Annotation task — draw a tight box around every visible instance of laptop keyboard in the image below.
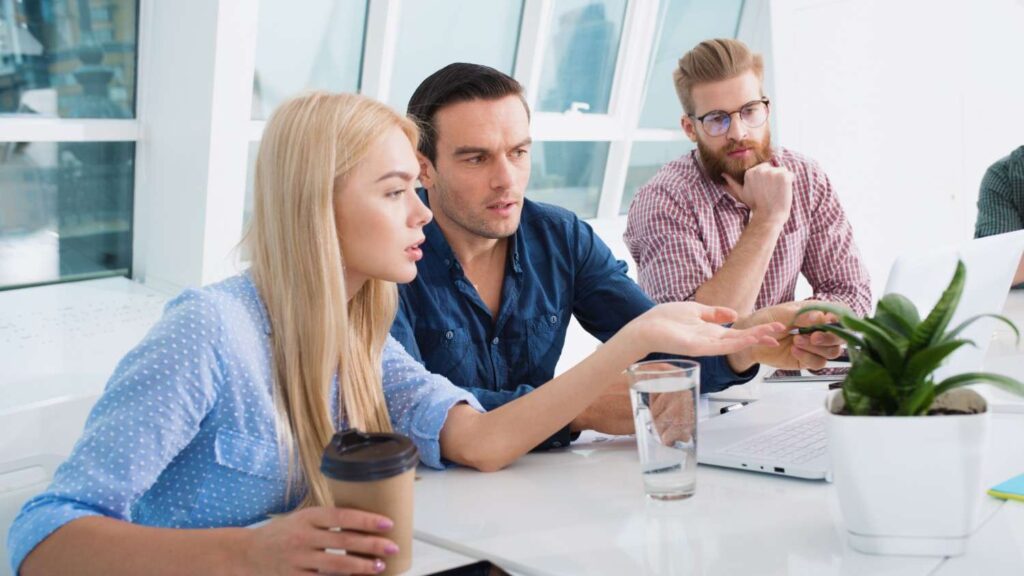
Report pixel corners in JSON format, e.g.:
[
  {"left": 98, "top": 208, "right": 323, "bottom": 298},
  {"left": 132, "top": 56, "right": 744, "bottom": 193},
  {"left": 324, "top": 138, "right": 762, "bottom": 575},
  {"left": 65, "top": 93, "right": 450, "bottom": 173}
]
[{"left": 720, "top": 412, "right": 827, "bottom": 464}]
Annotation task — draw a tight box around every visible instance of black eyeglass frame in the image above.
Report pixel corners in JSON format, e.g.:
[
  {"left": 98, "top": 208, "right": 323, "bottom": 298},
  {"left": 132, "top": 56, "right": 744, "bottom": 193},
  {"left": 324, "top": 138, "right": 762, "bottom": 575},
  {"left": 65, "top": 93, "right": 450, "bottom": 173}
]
[{"left": 689, "top": 97, "right": 771, "bottom": 135}]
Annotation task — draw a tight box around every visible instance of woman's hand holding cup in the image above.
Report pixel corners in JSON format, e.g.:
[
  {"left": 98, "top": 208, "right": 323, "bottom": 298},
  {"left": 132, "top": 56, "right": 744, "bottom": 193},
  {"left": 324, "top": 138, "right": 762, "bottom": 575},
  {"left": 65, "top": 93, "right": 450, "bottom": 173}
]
[{"left": 244, "top": 506, "right": 397, "bottom": 575}]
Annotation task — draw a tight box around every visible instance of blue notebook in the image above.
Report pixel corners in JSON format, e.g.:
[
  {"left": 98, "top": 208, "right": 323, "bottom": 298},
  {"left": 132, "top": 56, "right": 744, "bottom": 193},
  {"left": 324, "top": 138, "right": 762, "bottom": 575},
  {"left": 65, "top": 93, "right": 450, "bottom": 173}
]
[{"left": 988, "top": 473, "right": 1024, "bottom": 503}]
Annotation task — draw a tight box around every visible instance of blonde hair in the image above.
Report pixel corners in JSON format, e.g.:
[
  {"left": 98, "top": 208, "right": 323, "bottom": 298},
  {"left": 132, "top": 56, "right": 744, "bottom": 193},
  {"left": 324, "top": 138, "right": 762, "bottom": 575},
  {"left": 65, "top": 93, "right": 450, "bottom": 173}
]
[
  {"left": 673, "top": 38, "right": 764, "bottom": 115},
  {"left": 245, "top": 92, "right": 418, "bottom": 508}
]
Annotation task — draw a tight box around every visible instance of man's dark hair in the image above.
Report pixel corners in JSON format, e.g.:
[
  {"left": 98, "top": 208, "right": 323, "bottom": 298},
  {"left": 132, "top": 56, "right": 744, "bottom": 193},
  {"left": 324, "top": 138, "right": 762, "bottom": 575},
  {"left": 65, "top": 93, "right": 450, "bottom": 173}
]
[{"left": 406, "top": 63, "right": 530, "bottom": 165}]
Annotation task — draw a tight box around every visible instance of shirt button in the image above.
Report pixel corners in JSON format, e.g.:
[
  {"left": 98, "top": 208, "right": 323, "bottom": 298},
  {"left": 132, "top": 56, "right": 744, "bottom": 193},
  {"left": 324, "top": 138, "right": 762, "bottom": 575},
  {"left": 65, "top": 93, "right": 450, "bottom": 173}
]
[
  {"left": 549, "top": 315, "right": 558, "bottom": 324},
  {"left": 445, "top": 331, "right": 454, "bottom": 340},
  {"left": 492, "top": 337, "right": 499, "bottom": 345},
  {"left": 552, "top": 441, "right": 563, "bottom": 448},
  {"left": 444, "top": 259, "right": 451, "bottom": 266}
]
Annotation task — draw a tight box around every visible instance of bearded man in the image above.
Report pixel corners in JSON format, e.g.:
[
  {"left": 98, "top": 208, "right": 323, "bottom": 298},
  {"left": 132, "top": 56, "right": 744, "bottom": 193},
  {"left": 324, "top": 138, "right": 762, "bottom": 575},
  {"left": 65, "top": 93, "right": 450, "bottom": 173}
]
[{"left": 624, "top": 38, "right": 871, "bottom": 317}]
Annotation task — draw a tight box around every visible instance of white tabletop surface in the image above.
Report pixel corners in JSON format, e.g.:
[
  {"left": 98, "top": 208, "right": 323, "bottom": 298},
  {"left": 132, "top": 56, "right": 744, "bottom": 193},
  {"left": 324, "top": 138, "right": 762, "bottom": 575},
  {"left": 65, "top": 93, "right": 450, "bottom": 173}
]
[
  {"left": 412, "top": 413, "right": 1024, "bottom": 576},
  {"left": 411, "top": 292, "right": 1024, "bottom": 576},
  {"left": 0, "top": 277, "right": 168, "bottom": 415},
  {"left": 408, "top": 538, "right": 483, "bottom": 576}
]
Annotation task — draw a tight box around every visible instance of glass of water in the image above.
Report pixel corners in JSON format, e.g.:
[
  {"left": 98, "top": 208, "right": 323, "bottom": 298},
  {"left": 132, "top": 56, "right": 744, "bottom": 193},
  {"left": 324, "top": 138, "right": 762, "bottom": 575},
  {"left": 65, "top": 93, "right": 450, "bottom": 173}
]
[{"left": 627, "top": 359, "right": 700, "bottom": 500}]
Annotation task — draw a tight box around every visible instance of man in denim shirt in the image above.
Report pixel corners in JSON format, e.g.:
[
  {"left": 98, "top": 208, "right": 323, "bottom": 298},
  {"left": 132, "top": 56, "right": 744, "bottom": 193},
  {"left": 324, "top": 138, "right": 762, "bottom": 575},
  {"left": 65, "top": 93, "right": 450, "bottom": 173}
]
[{"left": 391, "top": 64, "right": 844, "bottom": 450}]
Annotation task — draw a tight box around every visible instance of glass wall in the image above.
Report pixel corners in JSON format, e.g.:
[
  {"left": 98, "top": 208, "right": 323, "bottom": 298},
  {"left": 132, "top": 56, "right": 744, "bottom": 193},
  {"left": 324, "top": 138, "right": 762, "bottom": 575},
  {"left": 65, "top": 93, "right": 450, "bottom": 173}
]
[
  {"left": 242, "top": 0, "right": 747, "bottom": 226},
  {"left": 638, "top": 0, "right": 745, "bottom": 128},
  {"left": 536, "top": 0, "right": 627, "bottom": 115},
  {"left": 0, "top": 0, "right": 138, "bottom": 291},
  {"left": 0, "top": 0, "right": 137, "bottom": 118},
  {"left": 389, "top": 0, "right": 522, "bottom": 111},
  {"left": 529, "top": 141, "right": 610, "bottom": 218},
  {"left": 251, "top": 0, "right": 367, "bottom": 120}
]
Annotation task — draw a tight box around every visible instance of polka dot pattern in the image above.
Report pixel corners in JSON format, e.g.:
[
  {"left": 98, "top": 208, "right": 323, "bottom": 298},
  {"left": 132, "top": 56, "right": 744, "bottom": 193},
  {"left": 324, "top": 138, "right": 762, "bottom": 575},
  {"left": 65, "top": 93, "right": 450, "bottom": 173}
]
[{"left": 7, "top": 273, "right": 483, "bottom": 574}]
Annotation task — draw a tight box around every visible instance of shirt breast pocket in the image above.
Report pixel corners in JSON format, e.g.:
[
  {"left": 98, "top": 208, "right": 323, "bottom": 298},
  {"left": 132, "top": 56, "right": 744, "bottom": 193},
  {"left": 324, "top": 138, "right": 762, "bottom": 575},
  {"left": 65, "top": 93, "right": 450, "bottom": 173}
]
[
  {"left": 414, "top": 326, "right": 471, "bottom": 384},
  {"left": 195, "top": 429, "right": 288, "bottom": 523},
  {"left": 527, "top": 312, "right": 563, "bottom": 383}
]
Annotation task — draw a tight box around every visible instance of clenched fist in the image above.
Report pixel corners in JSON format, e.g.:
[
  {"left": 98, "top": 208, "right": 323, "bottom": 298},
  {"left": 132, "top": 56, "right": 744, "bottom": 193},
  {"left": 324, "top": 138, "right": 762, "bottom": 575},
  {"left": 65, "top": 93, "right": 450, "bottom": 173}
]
[{"left": 723, "top": 160, "right": 794, "bottom": 225}]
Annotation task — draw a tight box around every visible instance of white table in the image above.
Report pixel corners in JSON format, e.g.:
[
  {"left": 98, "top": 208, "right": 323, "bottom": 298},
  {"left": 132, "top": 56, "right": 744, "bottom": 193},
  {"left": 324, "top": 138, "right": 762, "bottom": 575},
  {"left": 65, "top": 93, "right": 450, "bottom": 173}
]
[
  {"left": 411, "top": 293, "right": 1024, "bottom": 575},
  {"left": 407, "top": 538, "right": 482, "bottom": 575}
]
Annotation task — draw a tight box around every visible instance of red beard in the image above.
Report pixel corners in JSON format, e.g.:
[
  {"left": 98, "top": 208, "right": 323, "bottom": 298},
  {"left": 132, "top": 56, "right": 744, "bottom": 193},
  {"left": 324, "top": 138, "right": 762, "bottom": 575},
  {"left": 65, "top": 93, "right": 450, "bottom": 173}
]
[{"left": 698, "top": 132, "right": 773, "bottom": 185}]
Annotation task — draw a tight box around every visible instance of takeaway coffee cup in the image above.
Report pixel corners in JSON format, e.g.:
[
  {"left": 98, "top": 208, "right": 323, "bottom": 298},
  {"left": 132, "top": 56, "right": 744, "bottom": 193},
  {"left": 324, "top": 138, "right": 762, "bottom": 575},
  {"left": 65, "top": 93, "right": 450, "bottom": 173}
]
[{"left": 321, "top": 429, "right": 419, "bottom": 575}]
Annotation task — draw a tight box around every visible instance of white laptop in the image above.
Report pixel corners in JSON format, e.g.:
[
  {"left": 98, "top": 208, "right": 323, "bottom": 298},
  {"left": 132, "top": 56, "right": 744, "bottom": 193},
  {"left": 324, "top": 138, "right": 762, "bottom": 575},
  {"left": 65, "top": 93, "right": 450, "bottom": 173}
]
[{"left": 696, "top": 230, "right": 1024, "bottom": 480}]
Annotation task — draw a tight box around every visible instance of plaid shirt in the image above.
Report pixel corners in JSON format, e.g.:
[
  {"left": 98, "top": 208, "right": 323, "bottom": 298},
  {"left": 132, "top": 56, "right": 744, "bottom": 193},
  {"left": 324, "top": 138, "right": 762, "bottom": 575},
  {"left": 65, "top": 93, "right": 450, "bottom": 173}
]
[{"left": 624, "top": 147, "right": 871, "bottom": 316}]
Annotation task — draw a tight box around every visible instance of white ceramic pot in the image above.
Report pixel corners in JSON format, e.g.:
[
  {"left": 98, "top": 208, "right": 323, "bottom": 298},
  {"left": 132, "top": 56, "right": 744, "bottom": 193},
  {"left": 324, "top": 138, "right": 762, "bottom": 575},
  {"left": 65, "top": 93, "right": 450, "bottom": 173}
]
[{"left": 826, "top": 388, "right": 989, "bottom": 556}]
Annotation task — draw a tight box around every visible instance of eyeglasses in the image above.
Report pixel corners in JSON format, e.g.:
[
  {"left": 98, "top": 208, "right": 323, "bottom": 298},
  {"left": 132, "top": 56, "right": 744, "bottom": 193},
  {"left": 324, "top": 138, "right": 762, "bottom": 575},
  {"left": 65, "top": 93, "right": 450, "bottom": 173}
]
[{"left": 690, "top": 98, "right": 770, "bottom": 137}]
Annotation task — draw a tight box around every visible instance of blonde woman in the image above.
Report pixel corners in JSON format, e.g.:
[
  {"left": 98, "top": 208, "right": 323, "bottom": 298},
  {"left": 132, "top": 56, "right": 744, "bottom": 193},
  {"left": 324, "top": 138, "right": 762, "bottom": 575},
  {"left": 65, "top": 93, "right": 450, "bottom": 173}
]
[{"left": 9, "top": 93, "right": 784, "bottom": 576}]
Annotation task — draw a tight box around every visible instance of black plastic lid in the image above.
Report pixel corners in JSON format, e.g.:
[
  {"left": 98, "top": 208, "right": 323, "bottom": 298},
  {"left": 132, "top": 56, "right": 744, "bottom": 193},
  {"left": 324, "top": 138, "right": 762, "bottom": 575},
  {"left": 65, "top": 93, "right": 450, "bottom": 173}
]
[{"left": 320, "top": 429, "right": 419, "bottom": 482}]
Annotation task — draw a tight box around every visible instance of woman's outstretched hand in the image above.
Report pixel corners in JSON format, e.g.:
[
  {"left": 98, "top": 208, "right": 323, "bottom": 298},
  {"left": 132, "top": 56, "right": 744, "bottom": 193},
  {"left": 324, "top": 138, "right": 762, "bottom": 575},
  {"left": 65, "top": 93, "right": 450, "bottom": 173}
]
[{"left": 627, "top": 302, "right": 785, "bottom": 358}]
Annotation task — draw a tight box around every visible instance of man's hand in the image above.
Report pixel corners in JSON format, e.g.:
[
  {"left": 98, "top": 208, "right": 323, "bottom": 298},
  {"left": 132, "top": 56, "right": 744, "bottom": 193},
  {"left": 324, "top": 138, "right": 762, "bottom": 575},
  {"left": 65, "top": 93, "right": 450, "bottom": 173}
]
[
  {"left": 570, "top": 377, "right": 635, "bottom": 435},
  {"left": 727, "top": 301, "right": 846, "bottom": 372},
  {"left": 650, "top": 389, "right": 696, "bottom": 445},
  {"left": 723, "top": 161, "right": 794, "bottom": 226}
]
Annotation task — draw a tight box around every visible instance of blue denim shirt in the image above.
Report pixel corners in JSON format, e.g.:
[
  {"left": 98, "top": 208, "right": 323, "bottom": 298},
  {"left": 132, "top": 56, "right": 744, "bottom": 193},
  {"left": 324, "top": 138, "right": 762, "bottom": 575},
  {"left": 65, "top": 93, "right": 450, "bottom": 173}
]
[
  {"left": 391, "top": 190, "right": 756, "bottom": 449},
  {"left": 8, "top": 273, "right": 482, "bottom": 575}
]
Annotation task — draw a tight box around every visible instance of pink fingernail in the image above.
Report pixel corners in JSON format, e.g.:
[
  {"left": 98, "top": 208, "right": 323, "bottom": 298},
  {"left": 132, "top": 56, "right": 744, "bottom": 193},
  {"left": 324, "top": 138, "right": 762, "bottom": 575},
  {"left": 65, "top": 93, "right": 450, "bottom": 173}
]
[
  {"left": 378, "top": 519, "right": 394, "bottom": 530},
  {"left": 375, "top": 559, "right": 387, "bottom": 573},
  {"left": 384, "top": 543, "right": 399, "bottom": 555}
]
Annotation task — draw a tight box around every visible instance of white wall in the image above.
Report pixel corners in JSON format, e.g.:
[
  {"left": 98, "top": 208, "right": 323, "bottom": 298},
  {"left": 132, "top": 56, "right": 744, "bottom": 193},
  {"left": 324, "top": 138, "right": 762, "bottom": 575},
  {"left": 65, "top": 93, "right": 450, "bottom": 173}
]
[{"left": 769, "top": 0, "right": 1024, "bottom": 297}]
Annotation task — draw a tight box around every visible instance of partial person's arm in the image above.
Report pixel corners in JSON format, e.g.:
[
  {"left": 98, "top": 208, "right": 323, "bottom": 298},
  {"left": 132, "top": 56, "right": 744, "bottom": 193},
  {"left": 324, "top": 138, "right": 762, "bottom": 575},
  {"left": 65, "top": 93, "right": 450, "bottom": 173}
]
[
  {"left": 691, "top": 216, "right": 784, "bottom": 316},
  {"left": 439, "top": 303, "right": 785, "bottom": 472},
  {"left": 800, "top": 169, "right": 872, "bottom": 316},
  {"left": 16, "top": 292, "right": 396, "bottom": 576},
  {"left": 571, "top": 216, "right": 758, "bottom": 434},
  {"left": 574, "top": 216, "right": 755, "bottom": 395},
  {"left": 975, "top": 160, "right": 1024, "bottom": 238},
  {"left": 391, "top": 293, "right": 574, "bottom": 448},
  {"left": 438, "top": 301, "right": 844, "bottom": 471},
  {"left": 624, "top": 173, "right": 788, "bottom": 317},
  {"left": 624, "top": 182, "right": 714, "bottom": 305},
  {"left": 11, "top": 290, "right": 221, "bottom": 575},
  {"left": 974, "top": 159, "right": 1024, "bottom": 286},
  {"left": 694, "top": 163, "right": 794, "bottom": 315}
]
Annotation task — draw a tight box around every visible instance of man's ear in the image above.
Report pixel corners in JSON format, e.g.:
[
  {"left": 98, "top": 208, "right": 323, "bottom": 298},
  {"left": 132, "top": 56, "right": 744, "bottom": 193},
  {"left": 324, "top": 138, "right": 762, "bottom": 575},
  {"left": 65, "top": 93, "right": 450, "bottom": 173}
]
[
  {"left": 416, "top": 151, "right": 434, "bottom": 189},
  {"left": 681, "top": 115, "right": 699, "bottom": 143}
]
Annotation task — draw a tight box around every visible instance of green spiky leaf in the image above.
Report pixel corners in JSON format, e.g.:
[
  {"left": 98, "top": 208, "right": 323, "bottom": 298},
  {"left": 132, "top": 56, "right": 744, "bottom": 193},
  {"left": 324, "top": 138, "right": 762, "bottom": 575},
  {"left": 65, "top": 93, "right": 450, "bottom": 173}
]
[
  {"left": 909, "top": 261, "right": 966, "bottom": 353},
  {"left": 875, "top": 294, "right": 921, "bottom": 335},
  {"left": 844, "top": 355, "right": 898, "bottom": 413},
  {"left": 934, "top": 372, "right": 1024, "bottom": 398},
  {"left": 899, "top": 380, "right": 937, "bottom": 416},
  {"left": 900, "top": 339, "right": 974, "bottom": 390},
  {"left": 942, "top": 313, "right": 1020, "bottom": 346},
  {"left": 840, "top": 315, "right": 906, "bottom": 376}
]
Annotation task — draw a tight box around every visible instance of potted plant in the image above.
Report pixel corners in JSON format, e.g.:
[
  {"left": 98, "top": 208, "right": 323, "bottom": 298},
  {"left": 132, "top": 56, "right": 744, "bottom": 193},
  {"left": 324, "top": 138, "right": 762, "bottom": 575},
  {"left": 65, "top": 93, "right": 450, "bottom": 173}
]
[{"left": 798, "top": 260, "right": 1024, "bottom": 556}]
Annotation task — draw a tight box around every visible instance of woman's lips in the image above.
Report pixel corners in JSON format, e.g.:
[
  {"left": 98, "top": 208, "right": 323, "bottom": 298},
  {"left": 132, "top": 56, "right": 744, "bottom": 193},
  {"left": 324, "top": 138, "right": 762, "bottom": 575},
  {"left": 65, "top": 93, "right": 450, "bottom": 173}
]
[{"left": 405, "top": 240, "right": 424, "bottom": 261}]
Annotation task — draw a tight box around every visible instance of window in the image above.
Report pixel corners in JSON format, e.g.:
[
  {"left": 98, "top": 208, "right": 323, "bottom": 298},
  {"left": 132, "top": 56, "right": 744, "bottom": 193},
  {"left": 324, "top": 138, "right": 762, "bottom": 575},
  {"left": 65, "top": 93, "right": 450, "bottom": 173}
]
[
  {"left": 536, "top": 0, "right": 628, "bottom": 115},
  {"left": 388, "top": 0, "right": 523, "bottom": 111},
  {"left": 638, "top": 0, "right": 745, "bottom": 129},
  {"left": 251, "top": 0, "right": 368, "bottom": 120},
  {"left": 528, "top": 141, "right": 609, "bottom": 218},
  {"left": 0, "top": 0, "right": 137, "bottom": 118},
  {"left": 0, "top": 0, "right": 138, "bottom": 291},
  {"left": 620, "top": 140, "right": 694, "bottom": 214},
  {"left": 241, "top": 0, "right": 748, "bottom": 230}
]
